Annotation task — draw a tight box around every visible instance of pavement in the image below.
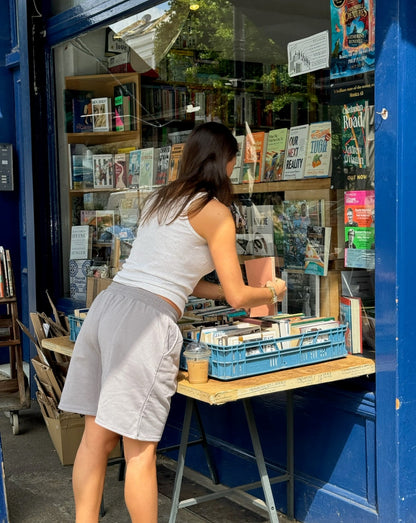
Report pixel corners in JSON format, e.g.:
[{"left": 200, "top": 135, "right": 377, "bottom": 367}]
[{"left": 0, "top": 399, "right": 295, "bottom": 523}]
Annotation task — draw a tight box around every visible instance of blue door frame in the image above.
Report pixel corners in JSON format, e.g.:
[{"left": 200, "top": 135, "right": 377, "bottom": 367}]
[{"left": 36, "top": 0, "right": 416, "bottom": 520}]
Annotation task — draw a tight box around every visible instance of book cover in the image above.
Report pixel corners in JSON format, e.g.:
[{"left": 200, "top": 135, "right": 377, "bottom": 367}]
[
  {"left": 72, "top": 96, "right": 93, "bottom": 133},
  {"left": 304, "top": 122, "right": 332, "bottom": 178},
  {"left": 155, "top": 146, "right": 171, "bottom": 185},
  {"left": 70, "top": 225, "right": 92, "bottom": 259},
  {"left": 168, "top": 143, "right": 185, "bottom": 182},
  {"left": 242, "top": 131, "right": 267, "bottom": 183},
  {"left": 95, "top": 210, "right": 115, "bottom": 243},
  {"left": 114, "top": 153, "right": 128, "bottom": 189},
  {"left": 344, "top": 190, "right": 375, "bottom": 269},
  {"left": 282, "top": 124, "right": 309, "bottom": 180},
  {"left": 304, "top": 226, "right": 332, "bottom": 277},
  {"left": 71, "top": 154, "right": 94, "bottom": 190},
  {"left": 339, "top": 296, "right": 363, "bottom": 354},
  {"left": 113, "top": 86, "right": 125, "bottom": 131},
  {"left": 230, "top": 135, "right": 245, "bottom": 184},
  {"left": 69, "top": 259, "right": 92, "bottom": 302},
  {"left": 281, "top": 270, "right": 320, "bottom": 317},
  {"left": 128, "top": 149, "right": 141, "bottom": 188},
  {"left": 120, "top": 82, "right": 137, "bottom": 130},
  {"left": 244, "top": 256, "right": 277, "bottom": 317},
  {"left": 250, "top": 204, "right": 275, "bottom": 256},
  {"left": 93, "top": 154, "right": 114, "bottom": 188},
  {"left": 139, "top": 147, "right": 157, "bottom": 188},
  {"left": 282, "top": 199, "right": 324, "bottom": 270},
  {"left": 263, "top": 128, "right": 288, "bottom": 181},
  {"left": 92, "top": 97, "right": 112, "bottom": 132}
]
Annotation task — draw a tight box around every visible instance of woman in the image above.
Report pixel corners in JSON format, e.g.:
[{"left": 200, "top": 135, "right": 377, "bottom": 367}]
[{"left": 59, "top": 122, "right": 286, "bottom": 523}]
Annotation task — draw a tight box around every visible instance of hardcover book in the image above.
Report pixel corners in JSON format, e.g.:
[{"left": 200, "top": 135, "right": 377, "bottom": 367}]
[
  {"left": 114, "top": 153, "right": 128, "bottom": 189},
  {"left": 93, "top": 154, "right": 114, "bottom": 188},
  {"left": 281, "top": 270, "right": 320, "bottom": 317},
  {"left": 71, "top": 154, "right": 94, "bottom": 190},
  {"left": 168, "top": 143, "right": 185, "bottom": 182},
  {"left": 244, "top": 256, "right": 277, "bottom": 317},
  {"left": 304, "top": 226, "right": 332, "bottom": 277},
  {"left": 72, "top": 95, "right": 93, "bottom": 133},
  {"left": 339, "top": 295, "right": 363, "bottom": 354},
  {"left": 92, "top": 97, "right": 112, "bottom": 132},
  {"left": 263, "top": 128, "right": 288, "bottom": 181},
  {"left": 230, "top": 135, "right": 245, "bottom": 184},
  {"left": 304, "top": 122, "right": 332, "bottom": 178},
  {"left": 155, "top": 146, "right": 171, "bottom": 185},
  {"left": 139, "top": 148, "right": 157, "bottom": 188},
  {"left": 242, "top": 131, "right": 267, "bottom": 183},
  {"left": 282, "top": 124, "right": 309, "bottom": 180},
  {"left": 128, "top": 149, "right": 141, "bottom": 188}
]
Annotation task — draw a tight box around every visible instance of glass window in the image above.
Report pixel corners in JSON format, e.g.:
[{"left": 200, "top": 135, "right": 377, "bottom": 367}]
[{"left": 53, "top": 0, "right": 375, "bottom": 353}]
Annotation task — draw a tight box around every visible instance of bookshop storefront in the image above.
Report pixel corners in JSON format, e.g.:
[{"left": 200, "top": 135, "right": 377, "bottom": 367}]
[{"left": 15, "top": 0, "right": 416, "bottom": 521}]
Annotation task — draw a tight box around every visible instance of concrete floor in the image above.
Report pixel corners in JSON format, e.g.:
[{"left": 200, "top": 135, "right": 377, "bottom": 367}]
[{"left": 0, "top": 400, "right": 295, "bottom": 523}]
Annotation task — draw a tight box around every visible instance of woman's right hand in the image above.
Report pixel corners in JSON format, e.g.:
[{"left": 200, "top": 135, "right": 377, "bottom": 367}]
[{"left": 266, "top": 277, "right": 287, "bottom": 302}]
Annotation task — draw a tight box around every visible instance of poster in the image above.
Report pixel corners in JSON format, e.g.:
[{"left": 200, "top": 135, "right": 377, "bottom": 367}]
[
  {"left": 288, "top": 31, "right": 329, "bottom": 77},
  {"left": 330, "top": 0, "right": 375, "bottom": 80},
  {"left": 344, "top": 190, "right": 375, "bottom": 269}
]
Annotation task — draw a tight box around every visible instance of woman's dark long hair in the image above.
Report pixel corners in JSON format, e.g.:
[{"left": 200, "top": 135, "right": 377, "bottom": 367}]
[{"left": 141, "top": 122, "right": 238, "bottom": 224}]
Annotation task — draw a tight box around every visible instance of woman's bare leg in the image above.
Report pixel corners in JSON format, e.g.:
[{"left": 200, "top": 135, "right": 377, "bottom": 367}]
[
  {"left": 123, "top": 437, "right": 158, "bottom": 523},
  {"left": 72, "top": 415, "right": 120, "bottom": 522}
]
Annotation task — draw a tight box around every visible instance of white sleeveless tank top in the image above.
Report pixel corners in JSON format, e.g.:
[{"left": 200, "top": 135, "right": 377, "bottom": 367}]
[{"left": 114, "top": 193, "right": 215, "bottom": 313}]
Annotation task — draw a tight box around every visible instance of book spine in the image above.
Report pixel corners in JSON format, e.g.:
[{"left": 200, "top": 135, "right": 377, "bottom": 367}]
[
  {"left": 0, "top": 249, "right": 5, "bottom": 298},
  {"left": 5, "top": 250, "right": 13, "bottom": 296}
]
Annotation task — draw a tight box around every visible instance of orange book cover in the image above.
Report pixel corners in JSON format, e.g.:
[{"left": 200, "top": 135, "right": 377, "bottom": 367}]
[
  {"left": 244, "top": 256, "right": 277, "bottom": 317},
  {"left": 168, "top": 143, "right": 185, "bottom": 182},
  {"left": 242, "top": 131, "right": 266, "bottom": 183}
]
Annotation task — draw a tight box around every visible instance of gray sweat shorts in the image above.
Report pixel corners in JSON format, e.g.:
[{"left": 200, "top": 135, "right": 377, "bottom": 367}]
[{"left": 58, "top": 282, "right": 182, "bottom": 442}]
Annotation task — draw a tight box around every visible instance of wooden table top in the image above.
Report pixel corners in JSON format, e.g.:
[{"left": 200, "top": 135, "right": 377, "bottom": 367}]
[{"left": 41, "top": 337, "right": 375, "bottom": 406}]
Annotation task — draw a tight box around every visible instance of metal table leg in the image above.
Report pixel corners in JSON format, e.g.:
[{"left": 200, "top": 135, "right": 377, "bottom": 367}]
[
  {"left": 243, "top": 398, "right": 280, "bottom": 523},
  {"left": 168, "top": 397, "right": 194, "bottom": 523}
]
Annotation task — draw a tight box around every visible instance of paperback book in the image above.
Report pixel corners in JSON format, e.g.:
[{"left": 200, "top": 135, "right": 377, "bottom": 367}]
[
  {"left": 242, "top": 131, "right": 267, "bottom": 183},
  {"left": 92, "top": 97, "right": 112, "bottom": 132},
  {"left": 155, "top": 146, "right": 171, "bottom": 185},
  {"left": 304, "top": 122, "right": 332, "bottom": 178},
  {"left": 70, "top": 225, "right": 92, "bottom": 260},
  {"left": 304, "top": 226, "right": 332, "bottom": 276},
  {"left": 282, "top": 124, "right": 309, "bottom": 180},
  {"left": 139, "top": 148, "right": 157, "bottom": 188},
  {"left": 263, "top": 128, "right": 288, "bottom": 181},
  {"left": 128, "top": 149, "right": 141, "bottom": 188},
  {"left": 230, "top": 135, "right": 245, "bottom": 184},
  {"left": 281, "top": 270, "right": 320, "bottom": 317},
  {"left": 114, "top": 153, "right": 128, "bottom": 189},
  {"left": 168, "top": 143, "right": 185, "bottom": 182},
  {"left": 339, "top": 295, "right": 363, "bottom": 354},
  {"left": 244, "top": 256, "right": 277, "bottom": 317},
  {"left": 93, "top": 154, "right": 114, "bottom": 188},
  {"left": 70, "top": 154, "right": 94, "bottom": 190}
]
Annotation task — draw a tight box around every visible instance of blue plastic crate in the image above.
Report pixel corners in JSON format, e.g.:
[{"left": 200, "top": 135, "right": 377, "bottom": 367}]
[
  {"left": 181, "top": 325, "right": 348, "bottom": 380},
  {"left": 68, "top": 314, "right": 86, "bottom": 342}
]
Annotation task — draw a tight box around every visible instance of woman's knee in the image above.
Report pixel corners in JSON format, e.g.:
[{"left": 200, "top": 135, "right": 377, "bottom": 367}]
[{"left": 82, "top": 416, "right": 120, "bottom": 455}]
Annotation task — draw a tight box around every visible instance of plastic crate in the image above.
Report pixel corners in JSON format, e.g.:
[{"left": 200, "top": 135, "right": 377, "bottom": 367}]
[
  {"left": 68, "top": 315, "right": 85, "bottom": 342},
  {"left": 181, "top": 325, "right": 348, "bottom": 381}
]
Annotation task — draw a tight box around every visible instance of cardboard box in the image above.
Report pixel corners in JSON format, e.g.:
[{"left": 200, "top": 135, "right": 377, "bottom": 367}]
[
  {"left": 86, "top": 277, "right": 113, "bottom": 307},
  {"left": 37, "top": 392, "right": 84, "bottom": 465},
  {"left": 37, "top": 392, "right": 122, "bottom": 466}
]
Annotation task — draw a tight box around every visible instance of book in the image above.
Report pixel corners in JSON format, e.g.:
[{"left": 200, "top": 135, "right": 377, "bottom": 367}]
[
  {"left": 155, "top": 146, "right": 171, "bottom": 185},
  {"left": 168, "top": 143, "right": 185, "bottom": 182},
  {"left": 93, "top": 154, "right": 114, "bottom": 188},
  {"left": 250, "top": 204, "right": 275, "bottom": 256},
  {"left": 282, "top": 124, "right": 309, "bottom": 180},
  {"left": 263, "top": 128, "right": 288, "bottom": 181},
  {"left": 64, "top": 89, "right": 94, "bottom": 133},
  {"left": 242, "top": 131, "right": 267, "bottom": 183},
  {"left": 304, "top": 226, "right": 332, "bottom": 277},
  {"left": 92, "top": 97, "right": 112, "bottom": 132},
  {"left": 0, "top": 248, "right": 5, "bottom": 297},
  {"left": 95, "top": 210, "right": 115, "bottom": 243},
  {"left": 4, "top": 249, "right": 13, "bottom": 296},
  {"left": 71, "top": 154, "right": 94, "bottom": 190},
  {"left": 244, "top": 256, "right": 277, "bottom": 317},
  {"left": 70, "top": 225, "right": 92, "bottom": 259},
  {"left": 72, "top": 95, "right": 93, "bottom": 133},
  {"left": 139, "top": 147, "right": 157, "bottom": 188},
  {"left": 339, "top": 296, "right": 363, "bottom": 354},
  {"left": 344, "top": 190, "right": 375, "bottom": 269},
  {"left": 282, "top": 199, "right": 325, "bottom": 270},
  {"left": 304, "top": 122, "right": 332, "bottom": 178},
  {"left": 128, "top": 149, "right": 141, "bottom": 188},
  {"left": 114, "top": 153, "right": 128, "bottom": 189},
  {"left": 281, "top": 270, "right": 320, "bottom": 317},
  {"left": 230, "top": 135, "right": 245, "bottom": 184},
  {"left": 120, "top": 82, "right": 137, "bottom": 131},
  {"left": 114, "top": 84, "right": 132, "bottom": 132}
]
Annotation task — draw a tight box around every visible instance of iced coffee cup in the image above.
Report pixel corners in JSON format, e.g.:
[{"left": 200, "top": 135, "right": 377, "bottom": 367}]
[{"left": 183, "top": 342, "right": 211, "bottom": 384}]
